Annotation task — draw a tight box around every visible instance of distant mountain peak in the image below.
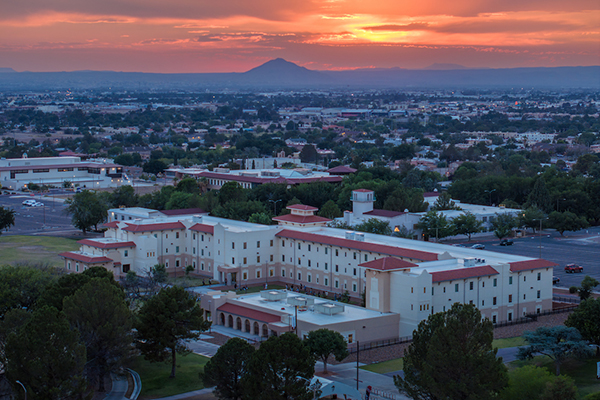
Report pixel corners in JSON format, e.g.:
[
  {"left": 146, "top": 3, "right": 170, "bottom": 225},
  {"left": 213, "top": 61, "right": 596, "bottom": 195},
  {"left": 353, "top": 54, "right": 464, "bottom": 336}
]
[
  {"left": 423, "top": 63, "right": 467, "bottom": 70},
  {"left": 0, "top": 67, "right": 16, "bottom": 73},
  {"left": 245, "top": 58, "right": 312, "bottom": 74}
]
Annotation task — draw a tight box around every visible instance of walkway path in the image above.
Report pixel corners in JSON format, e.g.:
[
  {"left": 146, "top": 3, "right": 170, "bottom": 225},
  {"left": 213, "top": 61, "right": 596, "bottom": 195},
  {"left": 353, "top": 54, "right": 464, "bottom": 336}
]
[{"left": 104, "top": 373, "right": 128, "bottom": 400}]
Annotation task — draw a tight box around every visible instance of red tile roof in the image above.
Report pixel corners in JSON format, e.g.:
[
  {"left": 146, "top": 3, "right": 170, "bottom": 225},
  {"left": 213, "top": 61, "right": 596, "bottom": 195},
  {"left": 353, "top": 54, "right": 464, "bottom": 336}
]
[
  {"left": 58, "top": 252, "right": 113, "bottom": 264},
  {"left": 287, "top": 204, "right": 318, "bottom": 211},
  {"left": 122, "top": 221, "right": 186, "bottom": 232},
  {"left": 509, "top": 259, "right": 558, "bottom": 272},
  {"left": 160, "top": 208, "right": 206, "bottom": 216},
  {"left": 275, "top": 229, "right": 438, "bottom": 261},
  {"left": 430, "top": 265, "right": 499, "bottom": 283},
  {"left": 272, "top": 214, "right": 331, "bottom": 225},
  {"left": 359, "top": 257, "right": 417, "bottom": 271},
  {"left": 77, "top": 239, "right": 136, "bottom": 249},
  {"left": 103, "top": 221, "right": 120, "bottom": 228},
  {"left": 189, "top": 223, "right": 214, "bottom": 234},
  {"left": 364, "top": 209, "right": 406, "bottom": 218},
  {"left": 217, "top": 303, "right": 281, "bottom": 323}
]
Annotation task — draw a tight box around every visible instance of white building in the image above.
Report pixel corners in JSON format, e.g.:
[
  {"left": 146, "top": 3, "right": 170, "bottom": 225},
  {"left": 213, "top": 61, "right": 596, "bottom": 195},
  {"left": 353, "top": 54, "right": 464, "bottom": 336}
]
[
  {"left": 0, "top": 155, "right": 131, "bottom": 190},
  {"left": 61, "top": 206, "right": 556, "bottom": 338}
]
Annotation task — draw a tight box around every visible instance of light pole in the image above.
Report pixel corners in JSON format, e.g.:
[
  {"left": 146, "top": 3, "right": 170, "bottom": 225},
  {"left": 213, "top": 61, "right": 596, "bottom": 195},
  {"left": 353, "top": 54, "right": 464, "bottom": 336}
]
[
  {"left": 484, "top": 189, "right": 496, "bottom": 206},
  {"left": 268, "top": 199, "right": 282, "bottom": 216},
  {"left": 15, "top": 380, "right": 26, "bottom": 400},
  {"left": 532, "top": 218, "right": 545, "bottom": 259}
]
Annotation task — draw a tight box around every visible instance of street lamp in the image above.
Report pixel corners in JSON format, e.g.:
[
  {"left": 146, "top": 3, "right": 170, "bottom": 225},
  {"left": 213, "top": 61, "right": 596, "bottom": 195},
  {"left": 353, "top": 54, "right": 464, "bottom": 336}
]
[
  {"left": 15, "top": 380, "right": 26, "bottom": 400},
  {"left": 484, "top": 189, "right": 497, "bottom": 206},
  {"left": 532, "top": 218, "right": 546, "bottom": 259},
  {"left": 268, "top": 199, "right": 283, "bottom": 216}
]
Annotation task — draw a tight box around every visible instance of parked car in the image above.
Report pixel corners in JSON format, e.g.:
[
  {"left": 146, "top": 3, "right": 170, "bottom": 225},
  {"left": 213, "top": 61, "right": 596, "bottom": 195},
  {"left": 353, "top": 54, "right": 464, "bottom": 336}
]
[
  {"left": 499, "top": 239, "right": 514, "bottom": 246},
  {"left": 471, "top": 244, "right": 485, "bottom": 250},
  {"left": 22, "top": 199, "right": 37, "bottom": 206},
  {"left": 31, "top": 201, "right": 44, "bottom": 207},
  {"left": 553, "top": 276, "right": 560, "bottom": 284},
  {"left": 452, "top": 244, "right": 466, "bottom": 247},
  {"left": 564, "top": 264, "right": 583, "bottom": 273}
]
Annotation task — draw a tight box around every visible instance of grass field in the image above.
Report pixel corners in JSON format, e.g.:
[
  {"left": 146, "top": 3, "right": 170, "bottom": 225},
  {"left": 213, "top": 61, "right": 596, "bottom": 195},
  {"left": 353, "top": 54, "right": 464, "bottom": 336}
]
[
  {"left": 492, "top": 336, "right": 527, "bottom": 349},
  {"left": 0, "top": 235, "right": 79, "bottom": 267},
  {"left": 361, "top": 358, "right": 404, "bottom": 374},
  {"left": 509, "top": 355, "right": 600, "bottom": 398},
  {"left": 133, "top": 353, "right": 210, "bottom": 399}
]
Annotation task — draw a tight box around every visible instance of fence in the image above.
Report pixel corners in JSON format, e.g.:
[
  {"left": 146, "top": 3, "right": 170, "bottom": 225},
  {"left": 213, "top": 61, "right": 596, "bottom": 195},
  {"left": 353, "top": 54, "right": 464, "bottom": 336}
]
[
  {"left": 553, "top": 295, "right": 581, "bottom": 304},
  {"left": 492, "top": 303, "right": 578, "bottom": 328},
  {"left": 367, "top": 387, "right": 398, "bottom": 399},
  {"left": 348, "top": 336, "right": 413, "bottom": 354}
]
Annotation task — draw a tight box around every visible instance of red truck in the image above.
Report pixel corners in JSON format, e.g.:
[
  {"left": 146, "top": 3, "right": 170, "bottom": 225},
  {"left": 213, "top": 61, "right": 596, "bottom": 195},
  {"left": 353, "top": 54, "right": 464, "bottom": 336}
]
[{"left": 564, "top": 264, "right": 583, "bottom": 273}]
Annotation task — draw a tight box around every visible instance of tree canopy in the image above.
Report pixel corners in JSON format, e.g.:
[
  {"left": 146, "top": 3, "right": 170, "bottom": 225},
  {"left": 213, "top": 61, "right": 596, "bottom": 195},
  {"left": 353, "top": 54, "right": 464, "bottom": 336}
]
[
  {"left": 135, "top": 286, "right": 210, "bottom": 378},
  {"left": 64, "top": 190, "right": 108, "bottom": 233},
  {"left": 394, "top": 303, "right": 508, "bottom": 400},
  {"left": 305, "top": 329, "right": 349, "bottom": 373},
  {"left": 565, "top": 297, "right": 600, "bottom": 355},
  {"left": 451, "top": 212, "right": 484, "bottom": 241}
]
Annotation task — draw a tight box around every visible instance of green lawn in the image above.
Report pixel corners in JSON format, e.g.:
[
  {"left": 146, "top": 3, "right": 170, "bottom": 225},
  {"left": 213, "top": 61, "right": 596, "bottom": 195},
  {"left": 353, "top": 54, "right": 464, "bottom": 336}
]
[
  {"left": 492, "top": 336, "right": 527, "bottom": 349},
  {"left": 0, "top": 235, "right": 79, "bottom": 267},
  {"left": 509, "top": 355, "right": 600, "bottom": 398},
  {"left": 132, "top": 353, "right": 210, "bottom": 399},
  {"left": 361, "top": 357, "right": 404, "bottom": 374}
]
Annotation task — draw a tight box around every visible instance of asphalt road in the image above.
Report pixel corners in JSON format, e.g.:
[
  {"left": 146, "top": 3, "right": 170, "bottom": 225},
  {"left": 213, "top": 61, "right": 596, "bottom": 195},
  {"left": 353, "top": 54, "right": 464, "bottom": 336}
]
[
  {"left": 452, "top": 227, "right": 600, "bottom": 289},
  {"left": 0, "top": 192, "right": 75, "bottom": 235}
]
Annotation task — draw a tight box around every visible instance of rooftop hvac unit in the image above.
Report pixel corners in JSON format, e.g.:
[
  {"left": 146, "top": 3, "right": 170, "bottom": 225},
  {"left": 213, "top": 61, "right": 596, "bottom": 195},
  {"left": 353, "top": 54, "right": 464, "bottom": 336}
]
[
  {"left": 287, "top": 296, "right": 315, "bottom": 307},
  {"left": 354, "top": 232, "right": 365, "bottom": 241},
  {"left": 314, "top": 302, "right": 345, "bottom": 315},
  {"left": 260, "top": 290, "right": 287, "bottom": 301}
]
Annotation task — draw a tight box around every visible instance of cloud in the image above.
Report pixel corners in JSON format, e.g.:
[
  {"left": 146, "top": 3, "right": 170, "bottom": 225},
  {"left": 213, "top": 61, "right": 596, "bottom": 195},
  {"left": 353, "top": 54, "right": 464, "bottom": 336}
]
[{"left": 360, "top": 23, "right": 430, "bottom": 31}]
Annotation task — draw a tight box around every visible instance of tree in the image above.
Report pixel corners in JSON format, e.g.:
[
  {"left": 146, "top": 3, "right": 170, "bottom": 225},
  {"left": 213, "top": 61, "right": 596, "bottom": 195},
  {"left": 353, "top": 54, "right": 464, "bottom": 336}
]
[
  {"left": 451, "top": 212, "right": 484, "bottom": 241},
  {"left": 64, "top": 190, "right": 108, "bottom": 233},
  {"left": 218, "top": 182, "right": 247, "bottom": 205},
  {"left": 243, "top": 333, "right": 315, "bottom": 400},
  {"left": 305, "top": 329, "right": 349, "bottom": 373},
  {"left": 299, "top": 144, "right": 318, "bottom": 163},
  {"left": 527, "top": 177, "right": 552, "bottom": 213},
  {"left": 143, "top": 159, "right": 167, "bottom": 175},
  {"left": 318, "top": 200, "right": 342, "bottom": 219},
  {"left": 416, "top": 211, "right": 454, "bottom": 241},
  {"left": 354, "top": 218, "right": 392, "bottom": 235},
  {"left": 548, "top": 211, "right": 588, "bottom": 236},
  {"left": 431, "top": 192, "right": 460, "bottom": 211},
  {"left": 499, "top": 365, "right": 554, "bottom": 400},
  {"left": 394, "top": 303, "right": 508, "bottom": 400},
  {"left": 0, "top": 206, "right": 15, "bottom": 234},
  {"left": 111, "top": 185, "right": 138, "bottom": 208},
  {"left": 202, "top": 338, "right": 255, "bottom": 400},
  {"left": 517, "top": 326, "right": 592, "bottom": 375},
  {"left": 491, "top": 213, "right": 517, "bottom": 240},
  {"left": 565, "top": 297, "right": 600, "bottom": 355},
  {"left": 63, "top": 279, "right": 134, "bottom": 392},
  {"left": 4, "top": 306, "right": 87, "bottom": 400},
  {"left": 0, "top": 265, "right": 55, "bottom": 318},
  {"left": 135, "top": 286, "right": 210, "bottom": 378},
  {"left": 540, "top": 375, "right": 578, "bottom": 400},
  {"left": 568, "top": 275, "right": 600, "bottom": 301},
  {"left": 248, "top": 212, "right": 272, "bottom": 225}
]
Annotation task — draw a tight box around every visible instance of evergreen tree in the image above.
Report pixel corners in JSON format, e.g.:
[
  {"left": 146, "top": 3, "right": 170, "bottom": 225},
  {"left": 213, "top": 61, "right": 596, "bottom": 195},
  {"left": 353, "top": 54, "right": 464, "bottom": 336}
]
[
  {"left": 305, "top": 329, "right": 349, "bottom": 373},
  {"left": 395, "top": 303, "right": 508, "bottom": 400},
  {"left": 203, "top": 338, "right": 255, "bottom": 400},
  {"left": 527, "top": 177, "right": 552, "bottom": 213},
  {"left": 565, "top": 297, "right": 600, "bottom": 355}
]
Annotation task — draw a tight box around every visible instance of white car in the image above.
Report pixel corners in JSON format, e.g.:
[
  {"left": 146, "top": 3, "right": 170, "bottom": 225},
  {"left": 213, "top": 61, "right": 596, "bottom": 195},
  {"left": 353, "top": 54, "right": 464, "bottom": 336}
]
[
  {"left": 32, "top": 201, "right": 44, "bottom": 207},
  {"left": 22, "top": 199, "right": 37, "bottom": 206}
]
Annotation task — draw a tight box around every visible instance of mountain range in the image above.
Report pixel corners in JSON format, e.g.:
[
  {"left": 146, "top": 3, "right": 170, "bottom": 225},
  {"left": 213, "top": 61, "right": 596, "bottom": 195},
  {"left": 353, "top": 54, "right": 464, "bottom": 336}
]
[{"left": 0, "top": 58, "right": 598, "bottom": 90}]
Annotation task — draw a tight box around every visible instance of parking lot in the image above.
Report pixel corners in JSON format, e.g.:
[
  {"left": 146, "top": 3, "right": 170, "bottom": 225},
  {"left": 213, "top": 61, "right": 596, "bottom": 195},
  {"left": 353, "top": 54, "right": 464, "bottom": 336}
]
[
  {"left": 0, "top": 192, "right": 75, "bottom": 236},
  {"left": 452, "top": 227, "right": 600, "bottom": 289}
]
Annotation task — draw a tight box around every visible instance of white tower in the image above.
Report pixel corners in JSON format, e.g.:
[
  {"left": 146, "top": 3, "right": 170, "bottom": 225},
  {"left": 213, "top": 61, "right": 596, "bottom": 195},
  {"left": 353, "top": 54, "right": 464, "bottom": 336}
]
[{"left": 352, "top": 189, "right": 375, "bottom": 218}]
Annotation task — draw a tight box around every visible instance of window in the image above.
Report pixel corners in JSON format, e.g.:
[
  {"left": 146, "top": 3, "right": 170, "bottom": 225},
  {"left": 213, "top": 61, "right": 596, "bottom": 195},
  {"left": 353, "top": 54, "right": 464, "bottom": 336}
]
[
  {"left": 243, "top": 242, "right": 247, "bottom": 249},
  {"left": 175, "top": 260, "right": 180, "bottom": 267},
  {"left": 67, "top": 262, "right": 71, "bottom": 270},
  {"left": 353, "top": 268, "right": 357, "bottom": 276},
  {"left": 282, "top": 269, "right": 286, "bottom": 277},
  {"left": 469, "top": 281, "right": 474, "bottom": 290},
  {"left": 256, "top": 241, "right": 260, "bottom": 248},
  {"left": 325, "top": 248, "right": 328, "bottom": 255},
  {"left": 270, "top": 254, "right": 274, "bottom": 262},
  {"left": 166, "top": 234, "right": 169, "bottom": 239},
  {"left": 176, "top": 232, "right": 179, "bottom": 239},
  {"left": 165, "top": 248, "right": 169, "bottom": 253},
  {"left": 270, "top": 269, "right": 274, "bottom": 277},
  {"left": 335, "top": 280, "right": 339, "bottom": 288},
  {"left": 232, "top": 243, "right": 235, "bottom": 249},
  {"left": 270, "top": 240, "right": 273, "bottom": 247},
  {"left": 201, "top": 249, "right": 204, "bottom": 256},
  {"left": 482, "top": 300, "right": 485, "bottom": 306},
  {"left": 364, "top": 254, "right": 368, "bottom": 261},
  {"left": 353, "top": 252, "right": 357, "bottom": 260},
  {"left": 193, "top": 233, "right": 196, "bottom": 240},
  {"left": 325, "top": 263, "right": 328, "bottom": 270},
  {"left": 298, "top": 243, "right": 301, "bottom": 250},
  {"left": 492, "top": 315, "right": 497, "bottom": 324},
  {"left": 298, "top": 258, "right": 301, "bottom": 265},
  {"left": 335, "top": 249, "right": 339, "bottom": 256},
  {"left": 257, "top": 256, "right": 261, "bottom": 263},
  {"left": 232, "top": 257, "right": 235, "bottom": 264},
  {"left": 455, "top": 283, "right": 459, "bottom": 292},
  {"left": 482, "top": 281, "right": 485, "bottom": 288},
  {"left": 509, "top": 276, "right": 513, "bottom": 285},
  {"left": 308, "top": 260, "right": 311, "bottom": 267},
  {"left": 282, "top": 255, "right": 285, "bottom": 262},
  {"left": 523, "top": 294, "right": 526, "bottom": 300},
  {"left": 243, "top": 272, "right": 248, "bottom": 280},
  {"left": 424, "top": 287, "right": 426, "bottom": 294},
  {"left": 123, "top": 264, "right": 130, "bottom": 273},
  {"left": 537, "top": 290, "right": 541, "bottom": 299},
  {"left": 256, "top": 270, "right": 261, "bottom": 279},
  {"left": 201, "top": 235, "right": 204, "bottom": 241},
  {"left": 176, "top": 246, "right": 179, "bottom": 253},
  {"left": 524, "top": 275, "right": 527, "bottom": 282},
  {"left": 193, "top": 247, "right": 196, "bottom": 254},
  {"left": 335, "top": 265, "right": 339, "bottom": 272},
  {"left": 243, "top": 257, "right": 247, "bottom": 265},
  {"left": 493, "top": 297, "right": 497, "bottom": 305},
  {"left": 308, "top": 274, "right": 312, "bottom": 283},
  {"left": 282, "top": 240, "right": 285, "bottom": 246},
  {"left": 124, "top": 250, "right": 128, "bottom": 257},
  {"left": 201, "top": 262, "right": 205, "bottom": 270},
  {"left": 325, "top": 277, "right": 329, "bottom": 286},
  {"left": 353, "top": 283, "right": 357, "bottom": 292},
  {"left": 298, "top": 272, "right": 302, "bottom": 281},
  {"left": 508, "top": 312, "right": 512, "bottom": 321},
  {"left": 537, "top": 272, "right": 541, "bottom": 281},
  {"left": 411, "top": 287, "right": 414, "bottom": 294},
  {"left": 308, "top": 244, "right": 311, "bottom": 251},
  {"left": 508, "top": 294, "right": 513, "bottom": 303}
]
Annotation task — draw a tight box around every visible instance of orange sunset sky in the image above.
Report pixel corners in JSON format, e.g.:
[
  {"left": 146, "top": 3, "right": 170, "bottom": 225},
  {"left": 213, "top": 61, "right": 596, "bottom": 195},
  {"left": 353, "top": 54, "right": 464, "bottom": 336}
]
[{"left": 1, "top": 0, "right": 599, "bottom": 73}]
